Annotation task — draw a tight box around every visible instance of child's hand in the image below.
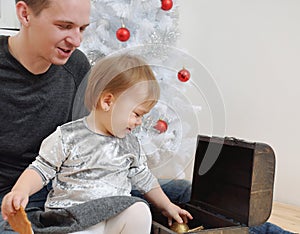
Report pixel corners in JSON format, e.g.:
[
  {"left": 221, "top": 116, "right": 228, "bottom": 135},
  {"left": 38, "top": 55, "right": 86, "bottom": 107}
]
[
  {"left": 1, "top": 190, "right": 29, "bottom": 220},
  {"left": 161, "top": 202, "right": 193, "bottom": 226}
]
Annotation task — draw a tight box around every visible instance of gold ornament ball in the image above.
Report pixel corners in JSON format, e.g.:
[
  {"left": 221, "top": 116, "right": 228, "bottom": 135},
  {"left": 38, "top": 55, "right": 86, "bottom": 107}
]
[{"left": 170, "top": 222, "right": 189, "bottom": 233}]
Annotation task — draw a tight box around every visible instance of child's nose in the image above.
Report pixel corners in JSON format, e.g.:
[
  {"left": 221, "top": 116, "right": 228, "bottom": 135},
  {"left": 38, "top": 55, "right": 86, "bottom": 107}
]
[{"left": 136, "top": 117, "right": 143, "bottom": 126}]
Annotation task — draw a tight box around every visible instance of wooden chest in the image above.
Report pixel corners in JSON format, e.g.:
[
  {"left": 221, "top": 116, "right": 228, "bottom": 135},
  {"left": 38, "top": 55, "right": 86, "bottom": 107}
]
[{"left": 152, "top": 135, "right": 276, "bottom": 233}]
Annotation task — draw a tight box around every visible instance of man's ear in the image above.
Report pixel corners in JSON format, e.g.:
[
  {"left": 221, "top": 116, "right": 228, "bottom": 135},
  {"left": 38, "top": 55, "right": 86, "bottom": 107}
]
[
  {"left": 97, "top": 93, "right": 114, "bottom": 111},
  {"left": 15, "top": 1, "right": 31, "bottom": 27}
]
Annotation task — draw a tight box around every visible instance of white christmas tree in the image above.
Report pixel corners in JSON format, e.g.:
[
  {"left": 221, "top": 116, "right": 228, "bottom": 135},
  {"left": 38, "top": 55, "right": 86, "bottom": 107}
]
[
  {"left": 79, "top": 0, "right": 204, "bottom": 181},
  {"left": 80, "top": 0, "right": 180, "bottom": 64}
]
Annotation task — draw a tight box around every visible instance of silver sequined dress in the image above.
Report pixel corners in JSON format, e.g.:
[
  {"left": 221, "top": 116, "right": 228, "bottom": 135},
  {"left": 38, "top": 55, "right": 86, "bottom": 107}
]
[{"left": 29, "top": 118, "right": 159, "bottom": 211}]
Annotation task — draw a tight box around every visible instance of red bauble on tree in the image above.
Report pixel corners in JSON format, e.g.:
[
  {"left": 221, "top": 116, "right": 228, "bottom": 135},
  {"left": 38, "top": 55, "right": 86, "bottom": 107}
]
[
  {"left": 161, "top": 0, "right": 173, "bottom": 11},
  {"left": 116, "top": 26, "right": 130, "bottom": 42},
  {"left": 154, "top": 119, "right": 168, "bottom": 133},
  {"left": 177, "top": 68, "right": 191, "bottom": 82}
]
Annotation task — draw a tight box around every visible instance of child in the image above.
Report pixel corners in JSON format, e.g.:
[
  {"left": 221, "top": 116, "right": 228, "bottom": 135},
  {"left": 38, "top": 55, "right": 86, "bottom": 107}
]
[{"left": 1, "top": 54, "right": 192, "bottom": 234}]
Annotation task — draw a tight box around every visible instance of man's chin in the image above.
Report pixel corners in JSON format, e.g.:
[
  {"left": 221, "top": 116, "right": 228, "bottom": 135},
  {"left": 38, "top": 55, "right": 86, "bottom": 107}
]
[{"left": 51, "top": 57, "right": 69, "bottom": 65}]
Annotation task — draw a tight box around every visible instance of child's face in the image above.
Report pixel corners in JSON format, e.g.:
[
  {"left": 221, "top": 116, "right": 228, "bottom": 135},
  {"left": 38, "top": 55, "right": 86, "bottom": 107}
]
[
  {"left": 109, "top": 89, "right": 151, "bottom": 138},
  {"left": 92, "top": 81, "right": 157, "bottom": 138},
  {"left": 111, "top": 102, "right": 149, "bottom": 138}
]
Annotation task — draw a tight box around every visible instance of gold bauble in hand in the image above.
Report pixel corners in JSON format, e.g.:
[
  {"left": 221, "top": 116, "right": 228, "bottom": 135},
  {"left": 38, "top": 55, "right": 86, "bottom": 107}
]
[
  {"left": 170, "top": 222, "right": 204, "bottom": 233},
  {"left": 170, "top": 222, "right": 189, "bottom": 233}
]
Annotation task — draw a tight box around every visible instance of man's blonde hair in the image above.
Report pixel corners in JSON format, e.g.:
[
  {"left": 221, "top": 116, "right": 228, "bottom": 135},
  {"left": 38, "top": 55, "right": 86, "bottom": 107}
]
[{"left": 85, "top": 54, "right": 160, "bottom": 111}]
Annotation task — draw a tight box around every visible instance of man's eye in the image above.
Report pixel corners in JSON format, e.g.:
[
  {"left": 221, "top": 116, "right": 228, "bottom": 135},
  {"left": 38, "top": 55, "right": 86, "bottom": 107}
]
[
  {"left": 58, "top": 24, "right": 72, "bottom": 30},
  {"left": 80, "top": 26, "right": 87, "bottom": 32}
]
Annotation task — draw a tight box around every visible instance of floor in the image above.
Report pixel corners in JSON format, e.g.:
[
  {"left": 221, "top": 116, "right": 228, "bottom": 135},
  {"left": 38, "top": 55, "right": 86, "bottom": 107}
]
[{"left": 268, "top": 201, "right": 300, "bottom": 233}]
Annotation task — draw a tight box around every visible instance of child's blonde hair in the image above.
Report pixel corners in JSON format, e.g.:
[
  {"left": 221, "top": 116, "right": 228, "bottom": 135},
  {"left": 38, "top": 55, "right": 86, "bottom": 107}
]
[{"left": 85, "top": 54, "right": 160, "bottom": 111}]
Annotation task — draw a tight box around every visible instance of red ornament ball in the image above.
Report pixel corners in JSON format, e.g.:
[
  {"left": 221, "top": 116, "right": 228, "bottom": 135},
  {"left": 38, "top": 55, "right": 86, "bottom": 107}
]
[
  {"left": 161, "top": 0, "right": 173, "bottom": 11},
  {"left": 154, "top": 119, "right": 168, "bottom": 133},
  {"left": 177, "top": 68, "right": 191, "bottom": 82},
  {"left": 116, "top": 27, "right": 130, "bottom": 42}
]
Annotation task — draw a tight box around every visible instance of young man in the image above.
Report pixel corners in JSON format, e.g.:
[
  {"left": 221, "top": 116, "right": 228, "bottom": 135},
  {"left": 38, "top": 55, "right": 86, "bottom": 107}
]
[{"left": 0, "top": 0, "right": 91, "bottom": 232}]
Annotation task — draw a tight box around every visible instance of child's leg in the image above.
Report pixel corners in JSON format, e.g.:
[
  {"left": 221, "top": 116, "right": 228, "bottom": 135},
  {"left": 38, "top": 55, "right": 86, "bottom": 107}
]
[
  {"left": 105, "top": 201, "right": 152, "bottom": 234},
  {"left": 70, "top": 202, "right": 151, "bottom": 234},
  {"left": 69, "top": 221, "right": 105, "bottom": 234}
]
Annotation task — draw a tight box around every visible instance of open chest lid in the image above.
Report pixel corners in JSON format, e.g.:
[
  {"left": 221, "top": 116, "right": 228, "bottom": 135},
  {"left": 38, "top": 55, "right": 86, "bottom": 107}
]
[{"left": 190, "top": 135, "right": 275, "bottom": 227}]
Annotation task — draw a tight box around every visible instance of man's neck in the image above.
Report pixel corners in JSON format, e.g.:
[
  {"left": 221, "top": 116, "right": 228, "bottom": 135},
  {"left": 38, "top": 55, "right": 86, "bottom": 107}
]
[{"left": 8, "top": 34, "right": 51, "bottom": 75}]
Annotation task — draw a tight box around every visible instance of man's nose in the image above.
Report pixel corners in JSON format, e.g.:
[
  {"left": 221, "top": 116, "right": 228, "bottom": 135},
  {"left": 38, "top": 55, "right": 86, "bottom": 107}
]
[{"left": 66, "top": 28, "right": 82, "bottom": 47}]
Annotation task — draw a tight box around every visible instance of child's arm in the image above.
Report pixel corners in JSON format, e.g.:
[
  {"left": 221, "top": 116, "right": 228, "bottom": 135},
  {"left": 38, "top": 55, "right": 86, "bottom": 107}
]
[
  {"left": 144, "top": 186, "right": 193, "bottom": 226},
  {"left": 1, "top": 168, "right": 43, "bottom": 220}
]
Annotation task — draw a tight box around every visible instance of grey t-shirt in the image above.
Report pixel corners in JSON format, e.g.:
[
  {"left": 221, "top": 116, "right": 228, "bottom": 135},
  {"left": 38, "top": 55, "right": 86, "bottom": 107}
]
[{"left": 0, "top": 35, "right": 91, "bottom": 195}]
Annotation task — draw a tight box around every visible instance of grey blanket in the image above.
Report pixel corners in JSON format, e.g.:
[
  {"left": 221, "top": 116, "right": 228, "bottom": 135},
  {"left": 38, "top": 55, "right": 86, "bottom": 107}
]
[{"left": 5, "top": 196, "right": 146, "bottom": 234}]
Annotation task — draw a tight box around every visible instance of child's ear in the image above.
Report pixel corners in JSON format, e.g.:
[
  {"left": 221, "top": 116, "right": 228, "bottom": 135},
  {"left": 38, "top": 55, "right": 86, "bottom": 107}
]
[{"left": 97, "top": 93, "right": 114, "bottom": 111}]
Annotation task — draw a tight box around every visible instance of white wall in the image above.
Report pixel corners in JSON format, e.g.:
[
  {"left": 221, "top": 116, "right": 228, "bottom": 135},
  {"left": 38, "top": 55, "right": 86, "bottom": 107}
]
[
  {"left": 0, "top": 0, "right": 19, "bottom": 28},
  {"left": 177, "top": 0, "right": 300, "bottom": 206}
]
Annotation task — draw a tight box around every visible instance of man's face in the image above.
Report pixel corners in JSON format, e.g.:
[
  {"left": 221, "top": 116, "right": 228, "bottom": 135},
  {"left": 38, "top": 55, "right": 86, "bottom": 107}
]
[{"left": 26, "top": 0, "right": 90, "bottom": 65}]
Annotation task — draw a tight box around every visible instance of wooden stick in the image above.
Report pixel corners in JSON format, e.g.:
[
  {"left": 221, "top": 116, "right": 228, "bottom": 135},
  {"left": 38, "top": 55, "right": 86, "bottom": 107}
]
[{"left": 187, "top": 225, "right": 204, "bottom": 232}]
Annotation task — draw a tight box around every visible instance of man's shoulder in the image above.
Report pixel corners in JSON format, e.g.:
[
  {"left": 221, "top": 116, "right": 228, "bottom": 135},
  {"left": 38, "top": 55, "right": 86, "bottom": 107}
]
[
  {"left": 0, "top": 35, "right": 8, "bottom": 56},
  {"left": 0, "top": 35, "right": 8, "bottom": 42},
  {"left": 63, "top": 49, "right": 91, "bottom": 87},
  {"left": 66, "top": 49, "right": 90, "bottom": 69}
]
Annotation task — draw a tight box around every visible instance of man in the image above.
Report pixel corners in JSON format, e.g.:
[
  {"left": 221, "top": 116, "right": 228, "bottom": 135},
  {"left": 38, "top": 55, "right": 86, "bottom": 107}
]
[{"left": 0, "top": 0, "right": 91, "bottom": 232}]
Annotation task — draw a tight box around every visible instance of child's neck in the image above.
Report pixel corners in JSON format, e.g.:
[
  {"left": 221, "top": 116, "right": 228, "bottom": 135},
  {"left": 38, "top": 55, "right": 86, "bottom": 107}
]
[{"left": 86, "top": 112, "right": 110, "bottom": 136}]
